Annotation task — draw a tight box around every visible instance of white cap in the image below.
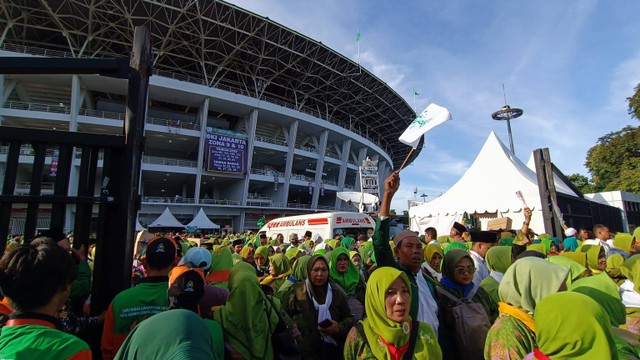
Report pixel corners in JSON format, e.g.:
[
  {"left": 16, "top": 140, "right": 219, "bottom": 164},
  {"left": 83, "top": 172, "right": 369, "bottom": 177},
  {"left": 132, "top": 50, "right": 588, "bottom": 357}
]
[{"left": 564, "top": 227, "right": 577, "bottom": 237}]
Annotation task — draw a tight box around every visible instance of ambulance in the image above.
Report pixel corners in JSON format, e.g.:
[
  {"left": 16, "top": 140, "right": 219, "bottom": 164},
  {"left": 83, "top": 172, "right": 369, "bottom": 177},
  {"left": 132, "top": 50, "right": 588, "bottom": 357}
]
[{"left": 260, "top": 212, "right": 375, "bottom": 243}]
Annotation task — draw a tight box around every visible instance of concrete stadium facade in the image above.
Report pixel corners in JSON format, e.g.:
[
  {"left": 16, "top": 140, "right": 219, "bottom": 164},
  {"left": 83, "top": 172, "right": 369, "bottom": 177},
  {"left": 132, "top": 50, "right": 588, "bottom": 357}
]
[{"left": 0, "top": 0, "right": 421, "bottom": 233}]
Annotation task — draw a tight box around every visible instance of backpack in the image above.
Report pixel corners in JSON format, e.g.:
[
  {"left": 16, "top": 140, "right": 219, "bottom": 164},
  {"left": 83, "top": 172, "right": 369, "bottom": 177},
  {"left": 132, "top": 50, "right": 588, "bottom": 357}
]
[{"left": 437, "top": 286, "right": 491, "bottom": 360}]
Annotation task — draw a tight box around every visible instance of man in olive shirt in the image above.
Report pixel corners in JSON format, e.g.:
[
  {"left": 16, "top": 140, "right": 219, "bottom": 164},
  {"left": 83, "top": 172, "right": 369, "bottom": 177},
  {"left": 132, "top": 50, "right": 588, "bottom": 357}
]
[{"left": 372, "top": 170, "right": 440, "bottom": 335}]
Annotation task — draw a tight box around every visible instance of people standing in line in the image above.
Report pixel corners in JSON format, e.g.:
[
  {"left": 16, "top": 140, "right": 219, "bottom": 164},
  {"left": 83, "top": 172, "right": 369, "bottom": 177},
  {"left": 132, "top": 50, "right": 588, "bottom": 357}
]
[
  {"left": 0, "top": 239, "right": 92, "bottom": 359},
  {"left": 101, "top": 237, "right": 178, "bottom": 359},
  {"left": 373, "top": 170, "right": 440, "bottom": 337},
  {"left": 343, "top": 267, "right": 442, "bottom": 360}
]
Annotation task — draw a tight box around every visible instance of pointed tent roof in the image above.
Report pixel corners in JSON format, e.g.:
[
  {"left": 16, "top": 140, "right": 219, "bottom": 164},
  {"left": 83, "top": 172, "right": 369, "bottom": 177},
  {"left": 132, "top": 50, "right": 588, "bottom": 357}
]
[
  {"left": 185, "top": 208, "right": 220, "bottom": 229},
  {"left": 148, "top": 207, "right": 185, "bottom": 228},
  {"left": 411, "top": 131, "right": 577, "bottom": 216},
  {"left": 135, "top": 218, "right": 146, "bottom": 231}
]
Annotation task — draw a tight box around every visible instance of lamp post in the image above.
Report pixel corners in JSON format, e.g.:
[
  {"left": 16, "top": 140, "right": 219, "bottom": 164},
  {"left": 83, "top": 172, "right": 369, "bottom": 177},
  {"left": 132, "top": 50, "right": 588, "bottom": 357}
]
[
  {"left": 491, "top": 104, "right": 523, "bottom": 154},
  {"left": 420, "top": 193, "right": 428, "bottom": 202}
]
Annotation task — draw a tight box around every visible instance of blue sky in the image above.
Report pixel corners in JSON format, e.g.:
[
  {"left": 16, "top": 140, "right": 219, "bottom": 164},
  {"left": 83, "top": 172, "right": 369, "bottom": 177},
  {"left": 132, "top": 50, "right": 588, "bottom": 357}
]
[{"left": 229, "top": 0, "right": 640, "bottom": 211}]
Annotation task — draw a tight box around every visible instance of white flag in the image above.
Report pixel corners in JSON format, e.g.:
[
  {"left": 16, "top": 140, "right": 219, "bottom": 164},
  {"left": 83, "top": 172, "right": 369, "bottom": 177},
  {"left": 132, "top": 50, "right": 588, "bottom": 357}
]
[{"left": 398, "top": 103, "right": 452, "bottom": 148}]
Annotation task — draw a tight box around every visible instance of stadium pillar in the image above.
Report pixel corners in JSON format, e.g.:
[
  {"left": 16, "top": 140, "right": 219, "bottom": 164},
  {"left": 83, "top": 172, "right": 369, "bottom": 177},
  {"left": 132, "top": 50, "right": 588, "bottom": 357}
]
[{"left": 194, "top": 97, "right": 210, "bottom": 204}]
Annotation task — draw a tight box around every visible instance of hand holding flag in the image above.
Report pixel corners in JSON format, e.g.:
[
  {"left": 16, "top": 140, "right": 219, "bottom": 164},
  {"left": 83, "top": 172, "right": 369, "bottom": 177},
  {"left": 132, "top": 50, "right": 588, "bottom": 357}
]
[{"left": 397, "top": 103, "right": 451, "bottom": 171}]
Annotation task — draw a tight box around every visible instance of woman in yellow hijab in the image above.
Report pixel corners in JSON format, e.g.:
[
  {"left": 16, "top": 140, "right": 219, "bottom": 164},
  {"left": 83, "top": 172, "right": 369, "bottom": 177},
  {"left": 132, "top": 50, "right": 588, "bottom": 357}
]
[{"left": 343, "top": 267, "right": 441, "bottom": 360}]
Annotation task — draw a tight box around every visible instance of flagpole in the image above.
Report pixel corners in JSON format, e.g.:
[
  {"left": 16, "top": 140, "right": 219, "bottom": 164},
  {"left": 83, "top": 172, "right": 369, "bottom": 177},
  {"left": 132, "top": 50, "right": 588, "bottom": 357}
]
[{"left": 398, "top": 147, "right": 415, "bottom": 172}]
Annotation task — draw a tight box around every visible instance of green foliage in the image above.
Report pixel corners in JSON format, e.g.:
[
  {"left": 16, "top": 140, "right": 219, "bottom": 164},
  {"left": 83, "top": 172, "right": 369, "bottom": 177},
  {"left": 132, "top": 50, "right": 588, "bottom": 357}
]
[
  {"left": 566, "top": 173, "right": 596, "bottom": 194},
  {"left": 629, "top": 83, "right": 640, "bottom": 120},
  {"left": 585, "top": 126, "right": 640, "bottom": 192}
]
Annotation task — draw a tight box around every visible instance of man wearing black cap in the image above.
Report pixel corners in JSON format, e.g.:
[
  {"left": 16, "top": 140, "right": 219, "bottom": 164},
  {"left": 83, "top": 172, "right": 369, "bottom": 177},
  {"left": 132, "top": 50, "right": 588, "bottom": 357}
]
[
  {"left": 469, "top": 230, "right": 498, "bottom": 285},
  {"left": 372, "top": 170, "right": 440, "bottom": 336},
  {"left": 101, "top": 237, "right": 178, "bottom": 360},
  {"left": 231, "top": 238, "right": 244, "bottom": 254},
  {"left": 450, "top": 222, "right": 467, "bottom": 243}
]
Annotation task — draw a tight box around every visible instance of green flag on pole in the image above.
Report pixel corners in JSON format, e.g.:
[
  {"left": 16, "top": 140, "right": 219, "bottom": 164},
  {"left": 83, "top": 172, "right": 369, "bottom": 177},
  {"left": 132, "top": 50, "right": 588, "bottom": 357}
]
[
  {"left": 413, "top": 88, "right": 420, "bottom": 96},
  {"left": 356, "top": 31, "right": 361, "bottom": 42}
]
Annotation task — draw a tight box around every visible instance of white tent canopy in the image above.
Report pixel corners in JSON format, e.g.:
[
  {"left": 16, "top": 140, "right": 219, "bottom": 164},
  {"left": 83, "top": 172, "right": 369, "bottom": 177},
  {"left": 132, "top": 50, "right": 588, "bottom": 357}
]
[
  {"left": 185, "top": 208, "right": 220, "bottom": 229},
  {"left": 409, "top": 131, "right": 578, "bottom": 236},
  {"left": 148, "top": 207, "right": 185, "bottom": 228},
  {"left": 135, "top": 218, "right": 146, "bottom": 231}
]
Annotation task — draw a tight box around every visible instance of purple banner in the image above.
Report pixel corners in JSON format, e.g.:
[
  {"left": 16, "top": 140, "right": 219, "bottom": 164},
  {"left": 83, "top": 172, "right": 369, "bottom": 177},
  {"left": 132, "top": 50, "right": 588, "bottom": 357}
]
[{"left": 205, "top": 131, "right": 247, "bottom": 173}]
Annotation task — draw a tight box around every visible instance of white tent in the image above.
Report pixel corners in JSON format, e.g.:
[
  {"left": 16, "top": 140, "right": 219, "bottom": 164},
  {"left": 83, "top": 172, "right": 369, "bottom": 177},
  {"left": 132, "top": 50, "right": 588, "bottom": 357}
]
[
  {"left": 148, "top": 207, "right": 185, "bottom": 228},
  {"left": 409, "top": 131, "right": 578, "bottom": 236},
  {"left": 135, "top": 214, "right": 147, "bottom": 231},
  {"left": 185, "top": 208, "right": 220, "bottom": 229},
  {"left": 525, "top": 153, "right": 577, "bottom": 195}
]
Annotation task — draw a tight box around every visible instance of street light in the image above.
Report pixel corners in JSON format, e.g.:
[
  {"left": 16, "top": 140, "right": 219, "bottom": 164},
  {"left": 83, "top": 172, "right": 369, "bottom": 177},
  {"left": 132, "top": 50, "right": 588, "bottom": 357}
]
[{"left": 420, "top": 193, "right": 428, "bottom": 202}]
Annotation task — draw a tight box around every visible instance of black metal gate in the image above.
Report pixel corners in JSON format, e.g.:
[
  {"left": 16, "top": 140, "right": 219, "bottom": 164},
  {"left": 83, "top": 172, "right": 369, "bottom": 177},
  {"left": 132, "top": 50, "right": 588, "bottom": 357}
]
[{"left": 0, "top": 27, "right": 152, "bottom": 318}]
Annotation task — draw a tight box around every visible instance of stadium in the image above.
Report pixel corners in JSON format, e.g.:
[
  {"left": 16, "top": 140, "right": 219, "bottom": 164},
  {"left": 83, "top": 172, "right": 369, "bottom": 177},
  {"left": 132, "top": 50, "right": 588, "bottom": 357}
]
[{"left": 0, "top": 0, "right": 421, "bottom": 233}]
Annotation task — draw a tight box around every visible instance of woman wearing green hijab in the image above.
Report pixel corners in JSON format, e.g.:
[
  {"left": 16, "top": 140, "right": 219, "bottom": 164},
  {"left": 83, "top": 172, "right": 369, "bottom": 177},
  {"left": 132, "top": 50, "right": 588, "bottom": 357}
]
[
  {"left": 358, "top": 242, "right": 375, "bottom": 281},
  {"left": 526, "top": 244, "right": 547, "bottom": 256},
  {"left": 615, "top": 233, "right": 636, "bottom": 257},
  {"left": 437, "top": 249, "right": 498, "bottom": 360},
  {"left": 485, "top": 257, "right": 569, "bottom": 360},
  {"left": 548, "top": 255, "right": 587, "bottom": 284},
  {"left": 343, "top": 267, "right": 442, "bottom": 360},
  {"left": 479, "top": 246, "right": 512, "bottom": 304},
  {"left": 569, "top": 273, "right": 640, "bottom": 360},
  {"left": 329, "top": 247, "right": 366, "bottom": 321},
  {"left": 277, "top": 255, "right": 311, "bottom": 298},
  {"left": 206, "top": 246, "right": 233, "bottom": 288},
  {"left": 213, "top": 262, "right": 278, "bottom": 360},
  {"left": 341, "top": 237, "right": 355, "bottom": 250},
  {"left": 578, "top": 244, "right": 607, "bottom": 273},
  {"left": 283, "top": 255, "right": 353, "bottom": 359},
  {"left": 254, "top": 245, "right": 270, "bottom": 281},
  {"left": 620, "top": 255, "right": 640, "bottom": 338},
  {"left": 422, "top": 243, "right": 444, "bottom": 282},
  {"left": 260, "top": 253, "right": 292, "bottom": 292},
  {"left": 526, "top": 292, "right": 617, "bottom": 359}
]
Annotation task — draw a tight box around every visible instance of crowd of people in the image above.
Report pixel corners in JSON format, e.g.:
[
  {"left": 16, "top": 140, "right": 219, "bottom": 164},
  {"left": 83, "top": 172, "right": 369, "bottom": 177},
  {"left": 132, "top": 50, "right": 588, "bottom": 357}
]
[{"left": 1, "top": 170, "right": 640, "bottom": 359}]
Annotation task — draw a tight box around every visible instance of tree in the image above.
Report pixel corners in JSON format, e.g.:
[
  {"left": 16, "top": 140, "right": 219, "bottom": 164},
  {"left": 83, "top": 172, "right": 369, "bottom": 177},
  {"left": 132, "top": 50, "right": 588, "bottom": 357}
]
[
  {"left": 629, "top": 83, "right": 640, "bottom": 120},
  {"left": 585, "top": 126, "right": 640, "bottom": 192},
  {"left": 566, "top": 173, "right": 596, "bottom": 194}
]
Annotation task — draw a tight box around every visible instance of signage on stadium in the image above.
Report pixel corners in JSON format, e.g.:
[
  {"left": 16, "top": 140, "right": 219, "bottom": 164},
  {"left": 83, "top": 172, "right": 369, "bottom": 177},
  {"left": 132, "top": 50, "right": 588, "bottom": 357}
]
[{"left": 204, "top": 129, "right": 248, "bottom": 174}]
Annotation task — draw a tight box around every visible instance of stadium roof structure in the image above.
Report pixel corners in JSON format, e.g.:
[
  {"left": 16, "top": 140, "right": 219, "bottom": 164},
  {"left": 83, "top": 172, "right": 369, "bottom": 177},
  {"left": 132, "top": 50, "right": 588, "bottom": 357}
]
[{"left": 0, "top": 0, "right": 422, "bottom": 168}]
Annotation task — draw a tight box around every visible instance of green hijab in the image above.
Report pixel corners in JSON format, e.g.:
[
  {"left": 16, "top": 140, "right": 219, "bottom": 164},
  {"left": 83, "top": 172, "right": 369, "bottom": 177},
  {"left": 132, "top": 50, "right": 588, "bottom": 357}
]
[
  {"left": 269, "top": 253, "right": 291, "bottom": 276},
  {"left": 341, "top": 237, "right": 355, "bottom": 250},
  {"left": 578, "top": 244, "right": 604, "bottom": 271},
  {"left": 560, "top": 251, "right": 588, "bottom": 268},
  {"left": 329, "top": 247, "right": 360, "bottom": 294},
  {"left": 255, "top": 246, "right": 270, "bottom": 270},
  {"left": 498, "top": 237, "right": 514, "bottom": 246},
  {"left": 621, "top": 255, "right": 640, "bottom": 293},
  {"left": 498, "top": 257, "right": 569, "bottom": 314},
  {"left": 526, "top": 244, "right": 547, "bottom": 256},
  {"left": 614, "top": 233, "right": 634, "bottom": 254},
  {"left": 548, "top": 256, "right": 586, "bottom": 284},
  {"left": 569, "top": 273, "right": 626, "bottom": 326},
  {"left": 285, "top": 247, "right": 300, "bottom": 260},
  {"left": 362, "top": 267, "right": 412, "bottom": 360},
  {"left": 359, "top": 242, "right": 374, "bottom": 263},
  {"left": 443, "top": 242, "right": 468, "bottom": 255},
  {"left": 214, "top": 262, "right": 277, "bottom": 360},
  {"left": 231, "top": 253, "right": 243, "bottom": 266},
  {"left": 424, "top": 243, "right": 444, "bottom": 263},
  {"left": 606, "top": 253, "right": 626, "bottom": 283},
  {"left": 534, "top": 292, "right": 617, "bottom": 360},
  {"left": 208, "top": 246, "right": 233, "bottom": 288},
  {"left": 114, "top": 309, "right": 216, "bottom": 360},
  {"left": 484, "top": 246, "right": 512, "bottom": 273},
  {"left": 441, "top": 248, "right": 472, "bottom": 280},
  {"left": 277, "top": 255, "right": 311, "bottom": 294}
]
